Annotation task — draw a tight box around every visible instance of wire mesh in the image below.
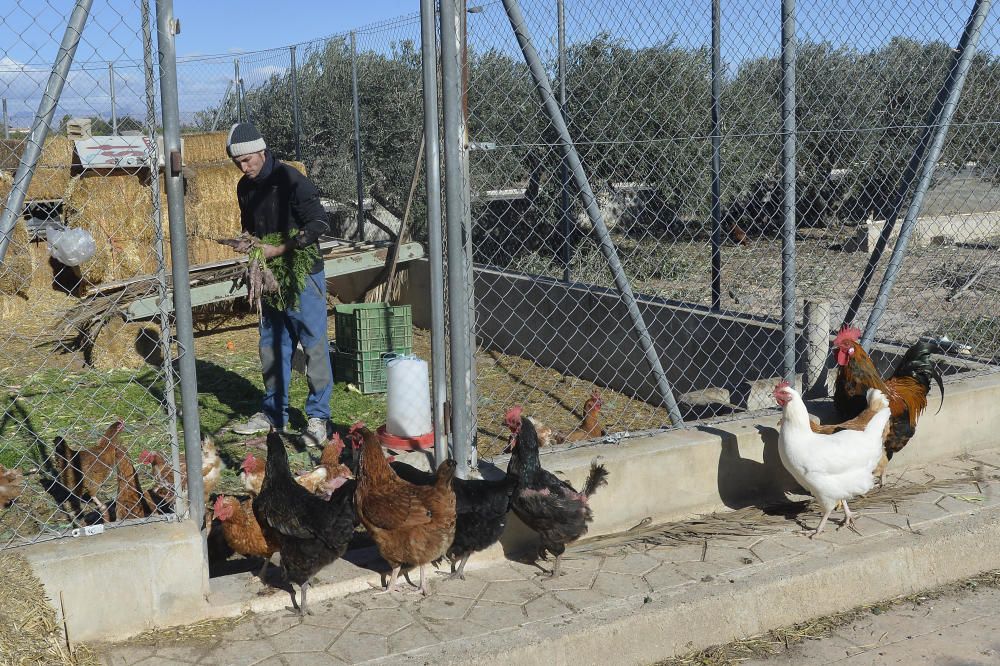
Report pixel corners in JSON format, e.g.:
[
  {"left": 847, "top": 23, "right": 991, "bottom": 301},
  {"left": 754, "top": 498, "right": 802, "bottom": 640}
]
[{"left": 0, "top": 0, "right": 183, "bottom": 548}]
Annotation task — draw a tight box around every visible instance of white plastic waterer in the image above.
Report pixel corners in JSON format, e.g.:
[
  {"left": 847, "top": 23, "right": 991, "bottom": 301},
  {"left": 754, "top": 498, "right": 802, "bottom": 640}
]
[{"left": 385, "top": 354, "right": 432, "bottom": 438}]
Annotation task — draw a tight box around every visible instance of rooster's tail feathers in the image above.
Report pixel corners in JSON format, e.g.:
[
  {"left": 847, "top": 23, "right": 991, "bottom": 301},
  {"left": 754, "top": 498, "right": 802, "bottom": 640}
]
[
  {"left": 583, "top": 462, "right": 609, "bottom": 498},
  {"left": 893, "top": 341, "right": 945, "bottom": 412}
]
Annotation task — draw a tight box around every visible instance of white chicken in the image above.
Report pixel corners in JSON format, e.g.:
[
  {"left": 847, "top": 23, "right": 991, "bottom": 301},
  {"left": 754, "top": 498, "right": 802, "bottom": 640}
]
[{"left": 774, "top": 380, "right": 891, "bottom": 536}]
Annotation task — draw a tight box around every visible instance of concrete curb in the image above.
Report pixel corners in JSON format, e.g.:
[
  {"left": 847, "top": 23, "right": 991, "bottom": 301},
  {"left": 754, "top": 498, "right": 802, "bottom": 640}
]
[{"left": 386, "top": 507, "right": 1000, "bottom": 665}]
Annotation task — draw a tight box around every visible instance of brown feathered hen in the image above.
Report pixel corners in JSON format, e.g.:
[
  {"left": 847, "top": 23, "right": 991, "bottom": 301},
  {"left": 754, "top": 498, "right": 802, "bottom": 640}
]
[
  {"left": 352, "top": 423, "right": 457, "bottom": 595},
  {"left": 214, "top": 494, "right": 280, "bottom": 581},
  {"left": 52, "top": 418, "right": 126, "bottom": 521},
  {"left": 0, "top": 464, "right": 24, "bottom": 509}
]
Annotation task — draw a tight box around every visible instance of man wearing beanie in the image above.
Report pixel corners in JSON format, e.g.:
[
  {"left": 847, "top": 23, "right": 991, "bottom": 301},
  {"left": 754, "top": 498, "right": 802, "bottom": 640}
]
[{"left": 228, "top": 122, "right": 333, "bottom": 448}]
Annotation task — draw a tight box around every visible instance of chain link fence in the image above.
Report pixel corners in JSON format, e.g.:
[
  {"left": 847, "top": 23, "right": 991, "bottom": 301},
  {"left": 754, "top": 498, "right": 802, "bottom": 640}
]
[
  {"left": 0, "top": 0, "right": 184, "bottom": 548},
  {"left": 3, "top": 0, "right": 1000, "bottom": 547}
]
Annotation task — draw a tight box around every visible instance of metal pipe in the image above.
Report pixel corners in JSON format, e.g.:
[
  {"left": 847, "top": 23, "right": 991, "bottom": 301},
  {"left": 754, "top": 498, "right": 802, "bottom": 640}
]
[
  {"left": 351, "top": 32, "right": 366, "bottom": 242},
  {"left": 156, "top": 0, "right": 205, "bottom": 524},
  {"left": 860, "top": 0, "right": 992, "bottom": 349},
  {"left": 2, "top": 99, "right": 8, "bottom": 139},
  {"left": 290, "top": 45, "right": 302, "bottom": 161},
  {"left": 710, "top": 0, "right": 722, "bottom": 312},
  {"left": 460, "top": 0, "right": 479, "bottom": 473},
  {"left": 141, "top": 0, "right": 182, "bottom": 515},
  {"left": 558, "top": 0, "right": 571, "bottom": 283},
  {"left": 0, "top": 0, "right": 92, "bottom": 266},
  {"left": 109, "top": 62, "right": 118, "bottom": 135},
  {"left": 500, "top": 0, "right": 684, "bottom": 426},
  {"left": 210, "top": 79, "right": 232, "bottom": 132},
  {"left": 234, "top": 59, "right": 242, "bottom": 122},
  {"left": 780, "top": 0, "right": 797, "bottom": 384},
  {"left": 239, "top": 79, "right": 248, "bottom": 121},
  {"left": 421, "top": 0, "right": 448, "bottom": 465},
  {"left": 441, "top": 0, "right": 477, "bottom": 474}
]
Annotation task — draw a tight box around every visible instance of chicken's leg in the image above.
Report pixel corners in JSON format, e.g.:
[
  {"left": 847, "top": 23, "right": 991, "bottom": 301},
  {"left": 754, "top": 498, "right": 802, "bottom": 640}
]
[
  {"left": 841, "top": 499, "right": 859, "bottom": 532},
  {"left": 419, "top": 564, "right": 431, "bottom": 596},
  {"left": 299, "top": 581, "right": 313, "bottom": 615},
  {"left": 810, "top": 507, "right": 835, "bottom": 538},
  {"left": 374, "top": 565, "right": 404, "bottom": 594},
  {"left": 446, "top": 554, "right": 470, "bottom": 581},
  {"left": 551, "top": 555, "right": 564, "bottom": 578}
]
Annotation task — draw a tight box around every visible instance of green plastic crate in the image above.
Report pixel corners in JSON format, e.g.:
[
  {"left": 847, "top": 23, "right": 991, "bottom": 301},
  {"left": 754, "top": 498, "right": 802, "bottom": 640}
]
[
  {"left": 334, "top": 303, "right": 413, "bottom": 353},
  {"left": 333, "top": 346, "right": 412, "bottom": 394}
]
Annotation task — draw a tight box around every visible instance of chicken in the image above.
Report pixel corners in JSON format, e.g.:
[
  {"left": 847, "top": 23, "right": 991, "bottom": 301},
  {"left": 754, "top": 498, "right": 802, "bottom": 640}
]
[
  {"left": 213, "top": 494, "right": 280, "bottom": 581},
  {"left": 293, "top": 434, "right": 354, "bottom": 497},
  {"left": 252, "top": 431, "right": 356, "bottom": 615},
  {"left": 52, "top": 418, "right": 126, "bottom": 521},
  {"left": 113, "top": 450, "right": 155, "bottom": 521},
  {"left": 241, "top": 452, "right": 265, "bottom": 496},
  {"left": 138, "top": 436, "right": 223, "bottom": 505},
  {"left": 555, "top": 391, "right": 607, "bottom": 443},
  {"left": 352, "top": 424, "right": 457, "bottom": 595},
  {"left": 505, "top": 408, "right": 609, "bottom": 577},
  {"left": 829, "top": 326, "right": 944, "bottom": 484},
  {"left": 0, "top": 464, "right": 24, "bottom": 509},
  {"left": 388, "top": 459, "right": 518, "bottom": 580},
  {"left": 502, "top": 406, "right": 554, "bottom": 453},
  {"left": 775, "top": 380, "right": 891, "bottom": 536}
]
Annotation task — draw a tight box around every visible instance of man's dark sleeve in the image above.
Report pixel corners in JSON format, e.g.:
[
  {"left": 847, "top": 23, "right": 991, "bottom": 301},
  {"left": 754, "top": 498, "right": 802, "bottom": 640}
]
[
  {"left": 289, "top": 173, "right": 328, "bottom": 249},
  {"left": 236, "top": 179, "right": 251, "bottom": 234}
]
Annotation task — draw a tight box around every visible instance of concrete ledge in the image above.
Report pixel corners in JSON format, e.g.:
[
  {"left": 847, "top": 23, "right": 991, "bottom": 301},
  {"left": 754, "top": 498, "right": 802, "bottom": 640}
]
[{"left": 22, "top": 519, "right": 210, "bottom": 643}]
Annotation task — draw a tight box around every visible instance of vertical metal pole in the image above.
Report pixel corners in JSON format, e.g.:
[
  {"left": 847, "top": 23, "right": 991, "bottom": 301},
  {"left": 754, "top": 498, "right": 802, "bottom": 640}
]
[
  {"left": 860, "top": 0, "right": 992, "bottom": 349},
  {"left": 558, "top": 0, "right": 571, "bottom": 283},
  {"left": 141, "top": 0, "right": 182, "bottom": 516},
  {"left": 209, "top": 79, "right": 232, "bottom": 132},
  {"left": 234, "top": 59, "right": 243, "bottom": 122},
  {"left": 501, "top": 0, "right": 684, "bottom": 426},
  {"left": 290, "top": 45, "right": 302, "bottom": 161},
  {"left": 442, "top": 0, "right": 477, "bottom": 474},
  {"left": 710, "top": 0, "right": 723, "bottom": 312},
  {"left": 422, "top": 0, "right": 448, "bottom": 465},
  {"left": 108, "top": 62, "right": 118, "bottom": 135},
  {"left": 2, "top": 99, "right": 8, "bottom": 139},
  {"left": 239, "top": 79, "right": 249, "bottom": 121},
  {"left": 460, "top": 0, "right": 479, "bottom": 473},
  {"left": 156, "top": 0, "right": 205, "bottom": 524},
  {"left": 0, "top": 0, "right": 92, "bottom": 265},
  {"left": 351, "top": 32, "right": 365, "bottom": 242},
  {"left": 780, "top": 0, "right": 797, "bottom": 384}
]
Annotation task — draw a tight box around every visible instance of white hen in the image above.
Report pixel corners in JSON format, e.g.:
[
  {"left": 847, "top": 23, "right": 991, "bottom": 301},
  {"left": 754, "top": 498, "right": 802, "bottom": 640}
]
[{"left": 775, "top": 380, "right": 891, "bottom": 536}]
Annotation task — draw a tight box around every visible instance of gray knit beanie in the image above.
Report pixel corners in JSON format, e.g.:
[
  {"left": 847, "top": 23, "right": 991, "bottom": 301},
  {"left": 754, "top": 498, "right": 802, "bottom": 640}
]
[{"left": 226, "top": 122, "right": 267, "bottom": 157}]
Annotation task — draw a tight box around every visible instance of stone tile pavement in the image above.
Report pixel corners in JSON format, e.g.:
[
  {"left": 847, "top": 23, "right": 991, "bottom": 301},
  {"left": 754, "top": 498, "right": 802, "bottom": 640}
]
[{"left": 96, "top": 449, "right": 1000, "bottom": 665}]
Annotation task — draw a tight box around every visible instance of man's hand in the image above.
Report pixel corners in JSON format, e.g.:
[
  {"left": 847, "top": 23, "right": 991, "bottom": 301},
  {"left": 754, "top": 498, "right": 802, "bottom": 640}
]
[{"left": 259, "top": 243, "right": 288, "bottom": 259}]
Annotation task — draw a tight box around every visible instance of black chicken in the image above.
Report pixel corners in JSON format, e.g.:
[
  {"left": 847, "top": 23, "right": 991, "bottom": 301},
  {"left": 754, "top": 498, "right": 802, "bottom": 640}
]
[
  {"left": 506, "top": 410, "right": 609, "bottom": 577},
  {"left": 252, "top": 431, "right": 356, "bottom": 615},
  {"left": 389, "top": 459, "right": 518, "bottom": 580}
]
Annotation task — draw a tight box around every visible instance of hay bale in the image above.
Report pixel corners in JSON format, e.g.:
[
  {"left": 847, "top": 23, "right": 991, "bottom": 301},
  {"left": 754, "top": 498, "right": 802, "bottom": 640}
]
[
  {"left": 0, "top": 553, "right": 97, "bottom": 665},
  {"left": 89, "top": 315, "right": 162, "bottom": 370},
  {"left": 0, "top": 136, "right": 74, "bottom": 200},
  {"left": 0, "top": 293, "right": 30, "bottom": 322},
  {"left": 185, "top": 162, "right": 241, "bottom": 238},
  {"left": 182, "top": 131, "right": 228, "bottom": 164},
  {"left": 65, "top": 172, "right": 159, "bottom": 242},
  {"left": 0, "top": 177, "right": 34, "bottom": 297}
]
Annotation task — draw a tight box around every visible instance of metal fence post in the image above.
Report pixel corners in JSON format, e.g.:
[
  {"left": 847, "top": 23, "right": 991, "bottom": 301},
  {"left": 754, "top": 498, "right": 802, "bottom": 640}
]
[
  {"left": 500, "top": 0, "right": 684, "bottom": 426},
  {"left": 1, "top": 98, "right": 8, "bottom": 139},
  {"left": 290, "top": 45, "right": 302, "bottom": 161},
  {"left": 156, "top": 0, "right": 205, "bottom": 524},
  {"left": 351, "top": 32, "right": 366, "bottom": 242},
  {"left": 422, "top": 0, "right": 449, "bottom": 466},
  {"left": 0, "top": 0, "right": 92, "bottom": 266},
  {"left": 860, "top": 0, "right": 993, "bottom": 349},
  {"left": 441, "top": 0, "right": 477, "bottom": 475},
  {"left": 710, "top": 0, "right": 723, "bottom": 312},
  {"left": 780, "top": 0, "right": 797, "bottom": 384},
  {"left": 141, "top": 0, "right": 182, "bottom": 515},
  {"left": 557, "top": 0, "right": 571, "bottom": 284},
  {"left": 234, "top": 58, "right": 243, "bottom": 122},
  {"left": 108, "top": 61, "right": 118, "bottom": 134},
  {"left": 210, "top": 79, "right": 232, "bottom": 132}
]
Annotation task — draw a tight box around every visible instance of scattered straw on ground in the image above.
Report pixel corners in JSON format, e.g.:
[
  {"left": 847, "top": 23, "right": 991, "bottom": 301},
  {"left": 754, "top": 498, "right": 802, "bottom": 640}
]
[{"left": 0, "top": 552, "right": 98, "bottom": 665}]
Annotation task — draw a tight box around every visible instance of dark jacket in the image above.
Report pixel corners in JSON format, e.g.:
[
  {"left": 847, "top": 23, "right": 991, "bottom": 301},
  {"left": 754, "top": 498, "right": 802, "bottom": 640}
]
[{"left": 236, "top": 153, "right": 327, "bottom": 274}]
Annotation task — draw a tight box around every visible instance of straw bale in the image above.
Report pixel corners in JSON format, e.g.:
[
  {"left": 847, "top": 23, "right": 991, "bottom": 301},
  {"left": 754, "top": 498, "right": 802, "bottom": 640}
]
[
  {"left": 65, "top": 172, "right": 160, "bottom": 244},
  {"left": 182, "top": 131, "right": 229, "bottom": 164},
  {"left": 0, "top": 178, "right": 34, "bottom": 297},
  {"left": 185, "top": 162, "right": 242, "bottom": 238},
  {"left": 40, "top": 134, "right": 75, "bottom": 167},
  {"left": 75, "top": 237, "right": 157, "bottom": 286},
  {"left": 0, "top": 293, "right": 30, "bottom": 321},
  {"left": 89, "top": 316, "right": 162, "bottom": 370},
  {"left": 0, "top": 136, "right": 73, "bottom": 200}
]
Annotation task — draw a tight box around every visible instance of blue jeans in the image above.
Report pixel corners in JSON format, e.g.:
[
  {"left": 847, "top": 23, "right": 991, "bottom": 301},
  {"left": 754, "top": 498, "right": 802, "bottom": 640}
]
[{"left": 258, "top": 270, "right": 333, "bottom": 428}]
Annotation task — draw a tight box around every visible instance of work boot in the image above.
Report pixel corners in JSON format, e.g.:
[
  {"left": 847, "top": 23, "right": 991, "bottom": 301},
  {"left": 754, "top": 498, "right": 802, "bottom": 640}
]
[
  {"left": 233, "top": 412, "right": 272, "bottom": 435},
  {"left": 302, "top": 417, "right": 329, "bottom": 448}
]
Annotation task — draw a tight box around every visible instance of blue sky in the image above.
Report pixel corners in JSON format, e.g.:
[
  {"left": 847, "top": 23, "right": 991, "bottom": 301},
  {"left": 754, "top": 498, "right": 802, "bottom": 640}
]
[{"left": 0, "top": 1, "right": 990, "bottom": 127}]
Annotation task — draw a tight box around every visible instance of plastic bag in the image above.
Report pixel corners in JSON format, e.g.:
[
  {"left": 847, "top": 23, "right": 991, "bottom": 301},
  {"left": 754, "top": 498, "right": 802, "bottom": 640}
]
[{"left": 48, "top": 226, "right": 97, "bottom": 266}]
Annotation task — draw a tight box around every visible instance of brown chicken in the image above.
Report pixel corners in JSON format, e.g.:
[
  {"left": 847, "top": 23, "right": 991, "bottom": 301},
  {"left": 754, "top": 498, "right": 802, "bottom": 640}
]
[
  {"left": 52, "top": 418, "right": 126, "bottom": 521},
  {"left": 213, "top": 494, "right": 280, "bottom": 581},
  {"left": 352, "top": 423, "right": 457, "bottom": 595},
  {"left": 241, "top": 452, "right": 265, "bottom": 496},
  {"left": 113, "top": 450, "right": 156, "bottom": 521},
  {"left": 138, "top": 437, "right": 222, "bottom": 505},
  {"left": 0, "top": 464, "right": 24, "bottom": 509},
  {"left": 555, "top": 391, "right": 607, "bottom": 443},
  {"left": 824, "top": 326, "right": 944, "bottom": 484},
  {"left": 294, "top": 434, "right": 354, "bottom": 497}
]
